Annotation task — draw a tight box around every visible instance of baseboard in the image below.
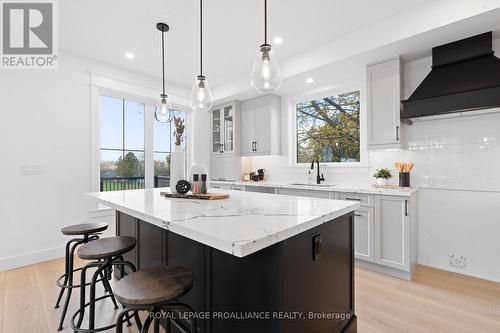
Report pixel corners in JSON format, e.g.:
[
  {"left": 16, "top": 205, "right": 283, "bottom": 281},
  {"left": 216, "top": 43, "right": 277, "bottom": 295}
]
[
  {"left": 355, "top": 259, "right": 412, "bottom": 280},
  {"left": 416, "top": 262, "right": 500, "bottom": 284},
  {"left": 0, "top": 245, "right": 65, "bottom": 272}
]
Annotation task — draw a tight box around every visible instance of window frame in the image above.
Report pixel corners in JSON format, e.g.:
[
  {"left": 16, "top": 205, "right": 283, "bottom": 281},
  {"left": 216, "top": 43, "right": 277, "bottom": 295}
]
[{"left": 288, "top": 85, "right": 367, "bottom": 168}]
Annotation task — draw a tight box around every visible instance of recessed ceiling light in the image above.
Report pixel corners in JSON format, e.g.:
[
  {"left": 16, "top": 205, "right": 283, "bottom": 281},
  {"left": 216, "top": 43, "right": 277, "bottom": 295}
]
[
  {"left": 273, "top": 36, "right": 283, "bottom": 45},
  {"left": 305, "top": 78, "right": 314, "bottom": 84},
  {"left": 125, "top": 52, "right": 135, "bottom": 59}
]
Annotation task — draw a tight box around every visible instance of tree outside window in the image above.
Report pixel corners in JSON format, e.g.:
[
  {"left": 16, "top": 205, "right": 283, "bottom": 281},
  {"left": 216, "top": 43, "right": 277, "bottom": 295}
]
[{"left": 296, "top": 91, "right": 360, "bottom": 163}]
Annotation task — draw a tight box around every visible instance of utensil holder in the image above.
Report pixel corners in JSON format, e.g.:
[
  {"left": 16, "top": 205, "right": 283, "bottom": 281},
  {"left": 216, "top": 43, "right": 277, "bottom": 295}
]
[{"left": 399, "top": 172, "right": 410, "bottom": 187}]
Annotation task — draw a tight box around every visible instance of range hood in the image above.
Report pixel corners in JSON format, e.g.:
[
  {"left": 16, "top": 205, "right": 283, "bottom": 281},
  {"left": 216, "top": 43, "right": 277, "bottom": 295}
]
[{"left": 401, "top": 32, "right": 500, "bottom": 120}]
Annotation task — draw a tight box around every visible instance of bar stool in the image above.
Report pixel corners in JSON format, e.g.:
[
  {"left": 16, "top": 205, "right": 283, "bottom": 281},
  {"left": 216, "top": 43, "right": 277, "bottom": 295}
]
[
  {"left": 114, "top": 266, "right": 196, "bottom": 333},
  {"left": 70, "top": 236, "right": 142, "bottom": 333},
  {"left": 55, "top": 222, "right": 109, "bottom": 331}
]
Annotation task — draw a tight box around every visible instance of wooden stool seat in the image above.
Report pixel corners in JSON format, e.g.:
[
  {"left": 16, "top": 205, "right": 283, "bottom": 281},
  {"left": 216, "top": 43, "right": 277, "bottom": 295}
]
[
  {"left": 61, "top": 222, "right": 108, "bottom": 236},
  {"left": 77, "top": 236, "right": 136, "bottom": 260},
  {"left": 114, "top": 266, "right": 194, "bottom": 306}
]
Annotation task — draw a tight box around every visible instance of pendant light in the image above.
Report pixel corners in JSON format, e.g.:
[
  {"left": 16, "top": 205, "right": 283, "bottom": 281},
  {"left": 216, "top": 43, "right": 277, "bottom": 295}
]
[
  {"left": 251, "top": 0, "right": 282, "bottom": 92},
  {"left": 155, "top": 22, "right": 173, "bottom": 123},
  {"left": 189, "top": 0, "right": 213, "bottom": 112}
]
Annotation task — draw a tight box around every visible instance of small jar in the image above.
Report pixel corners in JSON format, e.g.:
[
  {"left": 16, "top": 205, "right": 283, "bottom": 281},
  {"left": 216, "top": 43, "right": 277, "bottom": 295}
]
[
  {"left": 201, "top": 174, "right": 207, "bottom": 194},
  {"left": 192, "top": 174, "right": 201, "bottom": 194}
]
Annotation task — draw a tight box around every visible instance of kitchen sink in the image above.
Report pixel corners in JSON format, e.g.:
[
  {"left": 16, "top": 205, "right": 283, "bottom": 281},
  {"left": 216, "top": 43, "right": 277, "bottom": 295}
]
[{"left": 289, "top": 183, "right": 336, "bottom": 187}]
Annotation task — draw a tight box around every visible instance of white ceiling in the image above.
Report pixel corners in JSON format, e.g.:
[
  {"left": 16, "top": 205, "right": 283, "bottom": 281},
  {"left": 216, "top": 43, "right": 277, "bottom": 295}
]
[{"left": 60, "top": 0, "right": 433, "bottom": 90}]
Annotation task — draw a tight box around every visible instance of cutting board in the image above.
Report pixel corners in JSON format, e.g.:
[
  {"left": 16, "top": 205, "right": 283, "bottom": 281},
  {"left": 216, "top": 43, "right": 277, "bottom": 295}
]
[{"left": 160, "top": 192, "right": 230, "bottom": 200}]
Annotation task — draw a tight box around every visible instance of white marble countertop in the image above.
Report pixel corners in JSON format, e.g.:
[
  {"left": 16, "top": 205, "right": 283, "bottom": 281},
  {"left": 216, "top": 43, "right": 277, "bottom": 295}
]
[
  {"left": 86, "top": 188, "right": 360, "bottom": 258},
  {"left": 210, "top": 180, "right": 418, "bottom": 197}
]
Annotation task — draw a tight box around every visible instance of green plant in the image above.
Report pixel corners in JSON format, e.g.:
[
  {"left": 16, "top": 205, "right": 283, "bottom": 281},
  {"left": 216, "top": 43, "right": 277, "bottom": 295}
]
[{"left": 373, "top": 168, "right": 392, "bottom": 179}]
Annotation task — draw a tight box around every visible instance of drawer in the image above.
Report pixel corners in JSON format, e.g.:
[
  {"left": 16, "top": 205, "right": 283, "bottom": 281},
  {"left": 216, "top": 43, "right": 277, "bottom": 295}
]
[
  {"left": 210, "top": 183, "right": 233, "bottom": 190},
  {"left": 231, "top": 184, "right": 246, "bottom": 191},
  {"left": 245, "top": 186, "right": 276, "bottom": 194},
  {"left": 338, "top": 192, "right": 374, "bottom": 207},
  {"left": 279, "top": 188, "right": 331, "bottom": 199}
]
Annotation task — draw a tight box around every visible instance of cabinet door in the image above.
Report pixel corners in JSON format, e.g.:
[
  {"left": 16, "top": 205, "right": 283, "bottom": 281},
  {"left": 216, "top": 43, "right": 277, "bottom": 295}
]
[
  {"left": 240, "top": 101, "right": 256, "bottom": 155},
  {"left": 374, "top": 196, "right": 410, "bottom": 270},
  {"left": 115, "top": 213, "right": 138, "bottom": 276},
  {"left": 212, "top": 108, "right": 222, "bottom": 153},
  {"left": 282, "top": 216, "right": 354, "bottom": 333},
  {"left": 354, "top": 208, "right": 374, "bottom": 262},
  {"left": 255, "top": 99, "right": 271, "bottom": 154},
  {"left": 367, "top": 57, "right": 401, "bottom": 148},
  {"left": 210, "top": 157, "right": 224, "bottom": 180},
  {"left": 222, "top": 105, "right": 234, "bottom": 153}
]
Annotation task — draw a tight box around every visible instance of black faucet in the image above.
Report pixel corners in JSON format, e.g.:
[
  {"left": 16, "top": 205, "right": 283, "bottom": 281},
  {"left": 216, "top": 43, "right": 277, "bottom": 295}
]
[{"left": 311, "top": 160, "right": 325, "bottom": 184}]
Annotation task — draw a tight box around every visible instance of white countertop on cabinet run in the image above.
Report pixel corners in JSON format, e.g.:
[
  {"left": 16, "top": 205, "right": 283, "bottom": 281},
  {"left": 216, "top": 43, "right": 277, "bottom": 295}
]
[
  {"left": 86, "top": 188, "right": 360, "bottom": 258},
  {"left": 210, "top": 180, "right": 418, "bottom": 197}
]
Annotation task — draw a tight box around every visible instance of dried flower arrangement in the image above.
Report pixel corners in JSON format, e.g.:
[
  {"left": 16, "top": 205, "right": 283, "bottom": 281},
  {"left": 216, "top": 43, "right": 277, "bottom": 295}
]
[{"left": 173, "top": 116, "right": 185, "bottom": 146}]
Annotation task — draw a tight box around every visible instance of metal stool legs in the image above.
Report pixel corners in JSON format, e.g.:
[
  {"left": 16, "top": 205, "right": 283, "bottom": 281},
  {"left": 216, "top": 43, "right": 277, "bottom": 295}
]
[
  {"left": 56, "top": 236, "right": 90, "bottom": 331},
  {"left": 71, "top": 258, "right": 140, "bottom": 333}
]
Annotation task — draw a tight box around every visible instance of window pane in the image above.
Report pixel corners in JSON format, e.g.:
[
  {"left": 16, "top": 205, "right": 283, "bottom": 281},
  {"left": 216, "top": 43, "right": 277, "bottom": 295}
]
[
  {"left": 117, "top": 151, "right": 145, "bottom": 178},
  {"left": 154, "top": 153, "right": 170, "bottom": 188},
  {"left": 154, "top": 119, "right": 171, "bottom": 152},
  {"left": 154, "top": 153, "right": 170, "bottom": 177},
  {"left": 296, "top": 91, "right": 360, "bottom": 163},
  {"left": 100, "top": 150, "right": 122, "bottom": 179},
  {"left": 124, "top": 100, "right": 145, "bottom": 151},
  {"left": 100, "top": 96, "right": 123, "bottom": 149}
]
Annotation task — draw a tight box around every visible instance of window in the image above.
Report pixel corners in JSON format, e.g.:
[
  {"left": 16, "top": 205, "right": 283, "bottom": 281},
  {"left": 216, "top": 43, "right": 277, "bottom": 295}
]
[
  {"left": 295, "top": 90, "right": 360, "bottom": 164},
  {"left": 100, "top": 96, "right": 145, "bottom": 191},
  {"left": 154, "top": 110, "right": 187, "bottom": 187},
  {"left": 99, "top": 95, "right": 188, "bottom": 191}
]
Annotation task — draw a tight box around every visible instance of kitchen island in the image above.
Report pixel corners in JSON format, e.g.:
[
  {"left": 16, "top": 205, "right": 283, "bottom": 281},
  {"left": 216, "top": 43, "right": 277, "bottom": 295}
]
[{"left": 87, "top": 188, "right": 360, "bottom": 333}]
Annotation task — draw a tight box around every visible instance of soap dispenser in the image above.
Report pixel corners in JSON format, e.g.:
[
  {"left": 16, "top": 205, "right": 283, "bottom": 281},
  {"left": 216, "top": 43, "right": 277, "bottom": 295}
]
[{"left": 307, "top": 170, "right": 313, "bottom": 185}]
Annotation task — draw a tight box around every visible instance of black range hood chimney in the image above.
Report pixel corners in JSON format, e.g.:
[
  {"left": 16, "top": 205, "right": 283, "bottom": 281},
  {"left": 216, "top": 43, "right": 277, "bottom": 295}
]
[{"left": 401, "top": 32, "right": 500, "bottom": 119}]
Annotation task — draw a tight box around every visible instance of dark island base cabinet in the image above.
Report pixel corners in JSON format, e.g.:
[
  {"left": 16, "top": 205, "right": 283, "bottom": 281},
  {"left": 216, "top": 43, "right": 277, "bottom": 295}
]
[{"left": 116, "top": 212, "right": 357, "bottom": 333}]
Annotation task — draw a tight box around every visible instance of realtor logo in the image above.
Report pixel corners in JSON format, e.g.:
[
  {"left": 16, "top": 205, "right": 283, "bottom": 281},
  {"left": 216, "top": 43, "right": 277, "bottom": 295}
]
[{"left": 1, "top": 0, "right": 58, "bottom": 69}]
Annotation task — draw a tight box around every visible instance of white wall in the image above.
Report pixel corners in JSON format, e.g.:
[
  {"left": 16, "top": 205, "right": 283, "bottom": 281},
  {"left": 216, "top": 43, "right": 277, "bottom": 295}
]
[
  {"left": 238, "top": 41, "right": 500, "bottom": 282},
  {"left": 0, "top": 52, "right": 187, "bottom": 271}
]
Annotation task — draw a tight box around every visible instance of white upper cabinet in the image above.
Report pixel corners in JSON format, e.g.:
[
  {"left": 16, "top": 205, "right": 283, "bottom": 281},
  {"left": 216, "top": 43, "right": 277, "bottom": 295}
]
[
  {"left": 211, "top": 102, "right": 239, "bottom": 155},
  {"left": 367, "top": 56, "right": 403, "bottom": 149},
  {"left": 240, "top": 94, "right": 281, "bottom": 156}
]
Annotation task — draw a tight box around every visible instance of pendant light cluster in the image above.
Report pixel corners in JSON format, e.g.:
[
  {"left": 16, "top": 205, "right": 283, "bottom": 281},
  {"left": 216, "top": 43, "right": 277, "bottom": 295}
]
[
  {"left": 251, "top": 0, "right": 282, "bottom": 92},
  {"left": 155, "top": 0, "right": 281, "bottom": 122}
]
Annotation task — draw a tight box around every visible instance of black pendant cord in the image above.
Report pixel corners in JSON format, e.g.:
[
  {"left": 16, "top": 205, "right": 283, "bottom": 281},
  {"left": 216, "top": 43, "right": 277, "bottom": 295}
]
[
  {"left": 161, "top": 29, "right": 166, "bottom": 96},
  {"left": 199, "top": 0, "right": 203, "bottom": 77},
  {"left": 264, "top": 0, "right": 267, "bottom": 45}
]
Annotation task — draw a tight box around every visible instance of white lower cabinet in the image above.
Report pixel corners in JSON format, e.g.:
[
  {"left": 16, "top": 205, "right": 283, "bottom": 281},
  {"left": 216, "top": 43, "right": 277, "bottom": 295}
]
[
  {"left": 206, "top": 183, "right": 418, "bottom": 279},
  {"left": 354, "top": 208, "right": 375, "bottom": 262},
  {"left": 373, "top": 195, "right": 412, "bottom": 272}
]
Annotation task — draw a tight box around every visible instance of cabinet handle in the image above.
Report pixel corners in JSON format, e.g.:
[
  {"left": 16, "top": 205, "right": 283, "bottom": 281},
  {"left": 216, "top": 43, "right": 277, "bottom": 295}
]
[
  {"left": 255, "top": 141, "right": 257, "bottom": 151},
  {"left": 312, "top": 234, "right": 322, "bottom": 262},
  {"left": 405, "top": 200, "right": 408, "bottom": 216},
  {"left": 354, "top": 213, "right": 363, "bottom": 217},
  {"left": 396, "top": 126, "right": 400, "bottom": 141},
  {"left": 345, "top": 197, "right": 362, "bottom": 201}
]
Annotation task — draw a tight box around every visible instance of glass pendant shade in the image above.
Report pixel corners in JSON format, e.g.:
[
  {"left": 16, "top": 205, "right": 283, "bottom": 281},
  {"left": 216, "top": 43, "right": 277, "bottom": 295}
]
[
  {"left": 154, "top": 94, "right": 173, "bottom": 123},
  {"left": 251, "top": 44, "right": 282, "bottom": 92},
  {"left": 189, "top": 75, "right": 213, "bottom": 111}
]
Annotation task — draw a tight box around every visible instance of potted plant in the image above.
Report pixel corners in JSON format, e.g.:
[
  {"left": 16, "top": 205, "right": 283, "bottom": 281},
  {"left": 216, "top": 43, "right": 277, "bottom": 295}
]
[{"left": 373, "top": 168, "right": 392, "bottom": 186}]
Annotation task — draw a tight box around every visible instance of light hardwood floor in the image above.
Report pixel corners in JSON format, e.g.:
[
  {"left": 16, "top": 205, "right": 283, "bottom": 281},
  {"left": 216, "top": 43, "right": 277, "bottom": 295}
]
[{"left": 0, "top": 258, "right": 499, "bottom": 332}]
